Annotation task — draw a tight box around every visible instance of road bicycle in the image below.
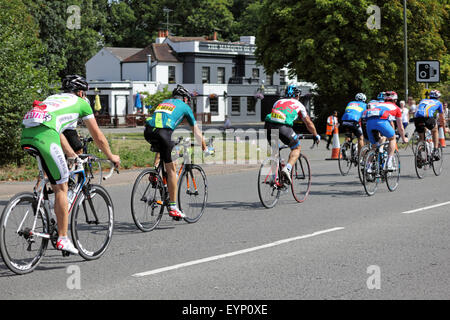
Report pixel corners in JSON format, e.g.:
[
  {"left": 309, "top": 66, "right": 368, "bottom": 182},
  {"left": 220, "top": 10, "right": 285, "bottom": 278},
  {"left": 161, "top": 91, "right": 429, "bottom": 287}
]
[
  {"left": 357, "top": 142, "right": 372, "bottom": 184},
  {"left": 361, "top": 142, "right": 401, "bottom": 196},
  {"left": 414, "top": 129, "right": 444, "bottom": 179},
  {"left": 130, "top": 136, "right": 214, "bottom": 232},
  {"left": 338, "top": 133, "right": 359, "bottom": 176},
  {"left": 257, "top": 138, "right": 312, "bottom": 208},
  {"left": 0, "top": 147, "right": 117, "bottom": 275}
]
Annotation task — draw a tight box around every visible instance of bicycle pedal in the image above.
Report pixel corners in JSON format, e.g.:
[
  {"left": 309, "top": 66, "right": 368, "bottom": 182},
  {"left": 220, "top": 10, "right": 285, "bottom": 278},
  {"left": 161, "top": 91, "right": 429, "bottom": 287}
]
[
  {"left": 62, "top": 251, "right": 71, "bottom": 257},
  {"left": 172, "top": 216, "right": 181, "bottom": 221}
]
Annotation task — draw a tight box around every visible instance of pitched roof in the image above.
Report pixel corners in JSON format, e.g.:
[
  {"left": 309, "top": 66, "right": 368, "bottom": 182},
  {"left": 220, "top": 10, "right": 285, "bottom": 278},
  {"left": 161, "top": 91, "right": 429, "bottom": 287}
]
[
  {"left": 123, "top": 43, "right": 180, "bottom": 63},
  {"left": 104, "top": 47, "right": 143, "bottom": 61},
  {"left": 167, "top": 36, "right": 208, "bottom": 42}
]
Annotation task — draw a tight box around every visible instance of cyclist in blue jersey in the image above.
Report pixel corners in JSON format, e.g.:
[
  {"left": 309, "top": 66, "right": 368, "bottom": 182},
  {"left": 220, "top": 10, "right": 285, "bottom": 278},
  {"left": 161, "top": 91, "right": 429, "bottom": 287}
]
[
  {"left": 413, "top": 90, "right": 445, "bottom": 160},
  {"left": 341, "top": 93, "right": 367, "bottom": 155},
  {"left": 144, "top": 85, "right": 211, "bottom": 219}
]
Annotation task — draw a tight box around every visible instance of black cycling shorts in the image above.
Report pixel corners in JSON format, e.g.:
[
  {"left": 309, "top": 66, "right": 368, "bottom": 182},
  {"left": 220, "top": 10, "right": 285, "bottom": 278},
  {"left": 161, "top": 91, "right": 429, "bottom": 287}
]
[
  {"left": 62, "top": 129, "right": 83, "bottom": 153},
  {"left": 144, "top": 125, "right": 175, "bottom": 163},
  {"left": 341, "top": 120, "right": 363, "bottom": 138},
  {"left": 414, "top": 117, "right": 436, "bottom": 133},
  {"left": 264, "top": 122, "right": 301, "bottom": 150}
]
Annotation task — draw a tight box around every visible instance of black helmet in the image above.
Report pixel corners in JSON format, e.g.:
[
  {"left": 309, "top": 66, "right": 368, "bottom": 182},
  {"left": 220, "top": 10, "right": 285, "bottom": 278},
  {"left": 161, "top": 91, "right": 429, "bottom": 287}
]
[
  {"left": 172, "top": 85, "right": 191, "bottom": 103},
  {"left": 62, "top": 75, "right": 89, "bottom": 92},
  {"left": 284, "top": 85, "right": 301, "bottom": 98}
]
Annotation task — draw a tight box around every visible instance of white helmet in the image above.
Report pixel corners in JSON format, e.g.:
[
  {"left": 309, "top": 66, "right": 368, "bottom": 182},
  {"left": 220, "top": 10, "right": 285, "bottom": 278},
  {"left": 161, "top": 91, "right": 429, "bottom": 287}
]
[{"left": 355, "top": 93, "right": 367, "bottom": 102}]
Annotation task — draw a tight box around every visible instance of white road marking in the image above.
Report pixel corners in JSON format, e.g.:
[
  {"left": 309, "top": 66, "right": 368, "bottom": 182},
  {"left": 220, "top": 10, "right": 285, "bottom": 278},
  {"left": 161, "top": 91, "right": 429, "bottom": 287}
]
[
  {"left": 402, "top": 201, "right": 450, "bottom": 214},
  {"left": 132, "top": 227, "right": 345, "bottom": 278}
]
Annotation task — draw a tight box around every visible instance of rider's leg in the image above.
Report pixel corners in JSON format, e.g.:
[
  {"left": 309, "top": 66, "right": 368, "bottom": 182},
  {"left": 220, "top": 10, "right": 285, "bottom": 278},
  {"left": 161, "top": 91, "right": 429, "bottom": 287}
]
[
  {"left": 287, "top": 145, "right": 301, "bottom": 168},
  {"left": 52, "top": 183, "right": 69, "bottom": 237},
  {"left": 432, "top": 126, "right": 439, "bottom": 148},
  {"left": 165, "top": 161, "right": 177, "bottom": 204}
]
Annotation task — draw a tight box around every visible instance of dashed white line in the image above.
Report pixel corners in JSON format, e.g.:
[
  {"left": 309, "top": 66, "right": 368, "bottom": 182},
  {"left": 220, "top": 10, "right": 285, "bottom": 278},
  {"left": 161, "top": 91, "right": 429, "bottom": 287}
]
[
  {"left": 132, "top": 227, "right": 345, "bottom": 278},
  {"left": 402, "top": 201, "right": 450, "bottom": 214}
]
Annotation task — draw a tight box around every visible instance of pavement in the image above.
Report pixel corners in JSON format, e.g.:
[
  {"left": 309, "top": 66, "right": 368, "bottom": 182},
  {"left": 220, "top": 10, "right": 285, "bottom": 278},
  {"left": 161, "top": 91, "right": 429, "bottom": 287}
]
[{"left": 1, "top": 143, "right": 450, "bottom": 301}]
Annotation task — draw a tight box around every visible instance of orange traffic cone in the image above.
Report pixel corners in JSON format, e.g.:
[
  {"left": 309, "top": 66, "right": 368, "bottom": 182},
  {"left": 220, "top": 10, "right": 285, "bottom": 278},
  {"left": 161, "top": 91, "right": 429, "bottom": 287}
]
[
  {"left": 326, "top": 127, "right": 341, "bottom": 160},
  {"left": 439, "top": 126, "right": 446, "bottom": 148}
]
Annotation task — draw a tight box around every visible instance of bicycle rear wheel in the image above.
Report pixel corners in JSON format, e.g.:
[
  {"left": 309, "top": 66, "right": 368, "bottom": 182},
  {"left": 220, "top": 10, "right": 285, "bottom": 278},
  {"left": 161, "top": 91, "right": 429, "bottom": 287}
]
[
  {"left": 362, "top": 150, "right": 379, "bottom": 196},
  {"left": 432, "top": 147, "right": 444, "bottom": 176},
  {"left": 71, "top": 184, "right": 114, "bottom": 260},
  {"left": 0, "top": 192, "right": 49, "bottom": 275},
  {"left": 257, "top": 158, "right": 281, "bottom": 208},
  {"left": 414, "top": 142, "right": 428, "bottom": 179},
  {"left": 291, "top": 154, "right": 311, "bottom": 203},
  {"left": 178, "top": 165, "right": 208, "bottom": 223},
  {"left": 385, "top": 150, "right": 401, "bottom": 192},
  {"left": 338, "top": 142, "right": 352, "bottom": 176},
  {"left": 358, "top": 145, "right": 370, "bottom": 185},
  {"left": 130, "top": 169, "right": 164, "bottom": 232}
]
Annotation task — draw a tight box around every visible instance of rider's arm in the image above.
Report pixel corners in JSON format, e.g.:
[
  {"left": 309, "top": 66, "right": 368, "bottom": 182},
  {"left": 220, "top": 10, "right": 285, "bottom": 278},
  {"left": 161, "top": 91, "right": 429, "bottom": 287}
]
[
  {"left": 84, "top": 117, "right": 120, "bottom": 167},
  {"left": 192, "top": 124, "right": 207, "bottom": 151},
  {"left": 60, "top": 133, "right": 78, "bottom": 158},
  {"left": 395, "top": 117, "right": 408, "bottom": 143},
  {"left": 303, "top": 116, "right": 318, "bottom": 137}
]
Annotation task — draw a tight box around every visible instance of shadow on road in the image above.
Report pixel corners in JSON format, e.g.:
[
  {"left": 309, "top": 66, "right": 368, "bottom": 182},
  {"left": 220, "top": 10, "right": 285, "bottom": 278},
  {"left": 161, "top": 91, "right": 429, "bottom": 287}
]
[{"left": 206, "top": 201, "right": 265, "bottom": 211}]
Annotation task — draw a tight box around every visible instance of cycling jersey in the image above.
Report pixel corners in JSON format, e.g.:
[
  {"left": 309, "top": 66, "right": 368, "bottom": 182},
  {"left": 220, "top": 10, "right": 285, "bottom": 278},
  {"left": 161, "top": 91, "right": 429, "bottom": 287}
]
[
  {"left": 265, "top": 99, "right": 308, "bottom": 127},
  {"left": 341, "top": 101, "right": 367, "bottom": 122},
  {"left": 146, "top": 98, "right": 196, "bottom": 130},
  {"left": 364, "top": 102, "right": 401, "bottom": 120},
  {"left": 414, "top": 99, "right": 443, "bottom": 118}
]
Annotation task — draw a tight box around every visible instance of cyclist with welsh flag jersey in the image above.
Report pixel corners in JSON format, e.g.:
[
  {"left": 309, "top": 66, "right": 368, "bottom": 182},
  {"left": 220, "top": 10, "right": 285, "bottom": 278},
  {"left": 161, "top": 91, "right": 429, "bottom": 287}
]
[
  {"left": 264, "top": 84, "right": 320, "bottom": 184},
  {"left": 20, "top": 75, "right": 120, "bottom": 255}
]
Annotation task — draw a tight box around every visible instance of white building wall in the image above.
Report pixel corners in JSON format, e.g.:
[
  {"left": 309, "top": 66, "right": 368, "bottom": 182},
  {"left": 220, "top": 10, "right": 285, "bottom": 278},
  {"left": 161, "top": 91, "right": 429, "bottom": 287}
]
[
  {"left": 86, "top": 49, "right": 121, "bottom": 81},
  {"left": 153, "top": 63, "right": 183, "bottom": 84}
]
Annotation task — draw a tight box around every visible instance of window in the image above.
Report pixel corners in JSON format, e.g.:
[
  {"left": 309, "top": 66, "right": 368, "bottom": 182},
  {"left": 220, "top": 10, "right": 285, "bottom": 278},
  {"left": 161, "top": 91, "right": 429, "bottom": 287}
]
[
  {"left": 231, "top": 97, "right": 240, "bottom": 115},
  {"left": 202, "top": 67, "right": 210, "bottom": 84},
  {"left": 168, "top": 66, "right": 176, "bottom": 83},
  {"left": 232, "top": 67, "right": 237, "bottom": 78},
  {"left": 209, "top": 97, "right": 218, "bottom": 115},
  {"left": 252, "top": 68, "right": 260, "bottom": 79},
  {"left": 279, "top": 70, "right": 286, "bottom": 85},
  {"left": 247, "top": 96, "right": 256, "bottom": 115},
  {"left": 265, "top": 73, "right": 273, "bottom": 85},
  {"left": 217, "top": 67, "right": 225, "bottom": 84}
]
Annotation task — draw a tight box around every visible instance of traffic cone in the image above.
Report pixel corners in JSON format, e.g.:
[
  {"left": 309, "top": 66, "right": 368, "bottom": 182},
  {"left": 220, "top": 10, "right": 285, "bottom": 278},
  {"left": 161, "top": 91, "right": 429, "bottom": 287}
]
[
  {"left": 438, "top": 126, "right": 446, "bottom": 148},
  {"left": 326, "top": 127, "right": 341, "bottom": 160}
]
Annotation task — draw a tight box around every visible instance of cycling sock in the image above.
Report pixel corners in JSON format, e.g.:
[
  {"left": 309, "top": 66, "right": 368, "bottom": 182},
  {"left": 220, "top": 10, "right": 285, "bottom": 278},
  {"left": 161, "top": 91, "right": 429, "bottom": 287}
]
[
  {"left": 286, "top": 163, "right": 292, "bottom": 171},
  {"left": 169, "top": 202, "right": 177, "bottom": 210}
]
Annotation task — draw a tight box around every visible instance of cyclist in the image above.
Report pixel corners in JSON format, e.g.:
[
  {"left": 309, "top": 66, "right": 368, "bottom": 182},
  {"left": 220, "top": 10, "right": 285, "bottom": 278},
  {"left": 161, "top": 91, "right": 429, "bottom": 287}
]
[
  {"left": 264, "top": 84, "right": 320, "bottom": 184},
  {"left": 144, "top": 84, "right": 212, "bottom": 219},
  {"left": 341, "top": 93, "right": 367, "bottom": 155},
  {"left": 20, "top": 75, "right": 120, "bottom": 255},
  {"left": 413, "top": 90, "right": 445, "bottom": 160},
  {"left": 365, "top": 91, "right": 408, "bottom": 170}
]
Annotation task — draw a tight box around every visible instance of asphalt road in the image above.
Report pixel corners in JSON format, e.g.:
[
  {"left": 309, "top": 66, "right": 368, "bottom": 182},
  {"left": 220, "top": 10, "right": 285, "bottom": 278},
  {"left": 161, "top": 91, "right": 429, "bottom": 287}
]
[{"left": 1, "top": 147, "right": 449, "bottom": 300}]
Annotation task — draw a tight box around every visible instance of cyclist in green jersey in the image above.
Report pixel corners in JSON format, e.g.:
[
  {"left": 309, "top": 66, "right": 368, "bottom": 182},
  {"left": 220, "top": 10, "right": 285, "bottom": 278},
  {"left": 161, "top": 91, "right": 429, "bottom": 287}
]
[{"left": 20, "top": 75, "right": 120, "bottom": 255}]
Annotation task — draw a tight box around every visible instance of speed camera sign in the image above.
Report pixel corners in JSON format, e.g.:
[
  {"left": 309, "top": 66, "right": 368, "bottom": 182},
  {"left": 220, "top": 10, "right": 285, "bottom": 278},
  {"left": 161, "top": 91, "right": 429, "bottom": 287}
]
[{"left": 416, "top": 60, "right": 440, "bottom": 83}]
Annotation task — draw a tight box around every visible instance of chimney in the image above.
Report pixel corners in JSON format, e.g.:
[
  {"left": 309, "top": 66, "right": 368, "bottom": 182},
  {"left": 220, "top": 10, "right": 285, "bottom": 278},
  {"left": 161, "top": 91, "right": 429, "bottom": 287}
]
[
  {"left": 156, "top": 30, "right": 165, "bottom": 44},
  {"left": 165, "top": 30, "right": 169, "bottom": 37},
  {"left": 213, "top": 31, "right": 217, "bottom": 41}
]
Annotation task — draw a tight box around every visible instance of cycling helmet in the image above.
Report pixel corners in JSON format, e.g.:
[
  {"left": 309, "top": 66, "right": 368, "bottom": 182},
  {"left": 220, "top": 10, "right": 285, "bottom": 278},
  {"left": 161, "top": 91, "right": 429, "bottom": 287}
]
[
  {"left": 429, "top": 90, "right": 441, "bottom": 99},
  {"left": 62, "top": 75, "right": 89, "bottom": 92},
  {"left": 355, "top": 93, "right": 367, "bottom": 102},
  {"left": 172, "top": 85, "right": 191, "bottom": 103},
  {"left": 284, "top": 85, "right": 301, "bottom": 98},
  {"left": 377, "top": 92, "right": 385, "bottom": 101},
  {"left": 384, "top": 91, "right": 398, "bottom": 102}
]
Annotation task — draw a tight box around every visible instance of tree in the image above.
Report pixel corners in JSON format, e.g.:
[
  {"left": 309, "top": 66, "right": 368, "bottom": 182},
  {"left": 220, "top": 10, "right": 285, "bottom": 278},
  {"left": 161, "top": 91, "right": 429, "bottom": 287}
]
[
  {"left": 0, "top": 0, "right": 57, "bottom": 165},
  {"left": 255, "top": 0, "right": 448, "bottom": 131}
]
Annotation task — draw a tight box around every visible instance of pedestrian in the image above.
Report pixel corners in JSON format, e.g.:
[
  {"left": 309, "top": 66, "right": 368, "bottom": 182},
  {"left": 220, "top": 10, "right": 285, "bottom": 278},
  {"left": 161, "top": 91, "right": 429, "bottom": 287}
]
[
  {"left": 326, "top": 110, "right": 339, "bottom": 150},
  {"left": 400, "top": 100, "right": 409, "bottom": 129},
  {"left": 407, "top": 96, "right": 417, "bottom": 117},
  {"left": 224, "top": 115, "right": 232, "bottom": 130}
]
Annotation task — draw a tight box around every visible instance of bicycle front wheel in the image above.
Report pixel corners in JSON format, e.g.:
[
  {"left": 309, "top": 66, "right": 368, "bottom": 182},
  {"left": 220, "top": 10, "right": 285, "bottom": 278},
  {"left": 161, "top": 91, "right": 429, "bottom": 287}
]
[
  {"left": 178, "top": 165, "right": 208, "bottom": 223},
  {"left": 432, "top": 147, "right": 444, "bottom": 176},
  {"left": 130, "top": 169, "right": 164, "bottom": 232},
  {"left": 291, "top": 154, "right": 311, "bottom": 203},
  {"left": 257, "top": 158, "right": 281, "bottom": 208},
  {"left": 71, "top": 184, "right": 114, "bottom": 260},
  {"left": 414, "top": 142, "right": 428, "bottom": 179},
  {"left": 358, "top": 145, "right": 371, "bottom": 185},
  {"left": 338, "top": 142, "right": 352, "bottom": 176},
  {"left": 0, "top": 192, "right": 49, "bottom": 275},
  {"left": 385, "top": 150, "right": 401, "bottom": 192}
]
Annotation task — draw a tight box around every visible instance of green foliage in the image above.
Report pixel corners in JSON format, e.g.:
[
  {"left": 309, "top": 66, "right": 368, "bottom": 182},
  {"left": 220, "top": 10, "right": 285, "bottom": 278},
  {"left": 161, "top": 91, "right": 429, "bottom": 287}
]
[
  {"left": 255, "top": 0, "right": 448, "bottom": 132},
  {"left": 141, "top": 86, "right": 173, "bottom": 114},
  {"left": 0, "top": 0, "right": 57, "bottom": 166}
]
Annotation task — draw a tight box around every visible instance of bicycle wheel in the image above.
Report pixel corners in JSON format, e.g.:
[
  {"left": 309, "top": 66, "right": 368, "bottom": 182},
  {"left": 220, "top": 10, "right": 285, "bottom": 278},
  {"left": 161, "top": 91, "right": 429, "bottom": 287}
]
[
  {"left": 362, "top": 150, "right": 379, "bottom": 196},
  {"left": 338, "top": 142, "right": 353, "bottom": 176},
  {"left": 385, "top": 150, "right": 401, "bottom": 192},
  {"left": 178, "top": 165, "right": 208, "bottom": 223},
  {"left": 0, "top": 192, "right": 49, "bottom": 275},
  {"left": 414, "top": 142, "right": 428, "bottom": 179},
  {"left": 358, "top": 145, "right": 370, "bottom": 184},
  {"left": 291, "top": 154, "right": 311, "bottom": 203},
  {"left": 130, "top": 169, "right": 164, "bottom": 232},
  {"left": 71, "top": 184, "right": 114, "bottom": 260},
  {"left": 432, "top": 146, "right": 444, "bottom": 176},
  {"left": 257, "top": 158, "right": 281, "bottom": 208}
]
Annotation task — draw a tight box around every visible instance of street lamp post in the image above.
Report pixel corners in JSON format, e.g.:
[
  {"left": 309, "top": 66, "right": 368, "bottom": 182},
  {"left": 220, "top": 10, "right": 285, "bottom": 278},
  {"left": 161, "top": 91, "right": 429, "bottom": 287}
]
[{"left": 404, "top": 0, "right": 408, "bottom": 101}]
